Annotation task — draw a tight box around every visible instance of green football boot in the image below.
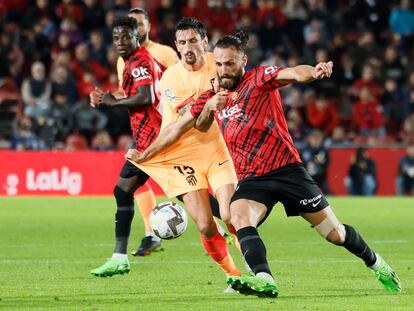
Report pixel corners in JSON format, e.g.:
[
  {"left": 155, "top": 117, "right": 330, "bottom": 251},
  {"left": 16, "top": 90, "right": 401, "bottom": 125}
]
[
  {"left": 90, "top": 258, "right": 130, "bottom": 277},
  {"left": 227, "top": 275, "right": 279, "bottom": 298},
  {"left": 371, "top": 254, "right": 402, "bottom": 292}
]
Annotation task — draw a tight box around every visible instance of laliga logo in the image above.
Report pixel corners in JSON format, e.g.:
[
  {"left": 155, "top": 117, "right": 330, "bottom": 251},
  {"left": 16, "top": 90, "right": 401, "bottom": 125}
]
[{"left": 26, "top": 167, "right": 82, "bottom": 195}]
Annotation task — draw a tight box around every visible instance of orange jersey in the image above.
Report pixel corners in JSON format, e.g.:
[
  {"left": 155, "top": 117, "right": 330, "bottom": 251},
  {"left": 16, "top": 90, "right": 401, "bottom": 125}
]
[
  {"left": 117, "top": 41, "right": 178, "bottom": 86},
  {"left": 159, "top": 52, "right": 224, "bottom": 153}
]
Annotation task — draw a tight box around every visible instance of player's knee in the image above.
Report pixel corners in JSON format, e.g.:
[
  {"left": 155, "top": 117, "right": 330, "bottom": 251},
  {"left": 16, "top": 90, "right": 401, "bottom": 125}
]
[
  {"left": 196, "top": 218, "right": 216, "bottom": 237},
  {"left": 230, "top": 211, "right": 250, "bottom": 230},
  {"left": 113, "top": 185, "right": 134, "bottom": 207},
  {"left": 219, "top": 208, "right": 231, "bottom": 226},
  {"left": 314, "top": 216, "right": 346, "bottom": 245}
]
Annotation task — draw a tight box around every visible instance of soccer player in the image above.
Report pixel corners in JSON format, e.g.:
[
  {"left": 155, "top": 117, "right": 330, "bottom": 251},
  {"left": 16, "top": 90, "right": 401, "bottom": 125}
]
[
  {"left": 126, "top": 18, "right": 243, "bottom": 283},
  {"left": 128, "top": 30, "right": 402, "bottom": 298},
  {"left": 116, "top": 8, "right": 178, "bottom": 257},
  {"left": 92, "top": 17, "right": 242, "bottom": 284},
  {"left": 89, "top": 16, "right": 163, "bottom": 276}
]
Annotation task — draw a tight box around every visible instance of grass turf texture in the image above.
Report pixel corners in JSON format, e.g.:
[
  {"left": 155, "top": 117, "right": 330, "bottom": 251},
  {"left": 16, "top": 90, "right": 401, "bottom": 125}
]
[{"left": 0, "top": 197, "right": 412, "bottom": 311}]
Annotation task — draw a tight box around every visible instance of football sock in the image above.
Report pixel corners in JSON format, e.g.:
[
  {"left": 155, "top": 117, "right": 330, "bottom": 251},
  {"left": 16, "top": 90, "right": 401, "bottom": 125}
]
[
  {"left": 112, "top": 253, "right": 128, "bottom": 260},
  {"left": 135, "top": 183, "right": 157, "bottom": 236},
  {"left": 342, "top": 224, "right": 377, "bottom": 267},
  {"left": 114, "top": 186, "right": 135, "bottom": 254},
  {"left": 237, "top": 226, "right": 272, "bottom": 276},
  {"left": 200, "top": 230, "right": 240, "bottom": 276}
]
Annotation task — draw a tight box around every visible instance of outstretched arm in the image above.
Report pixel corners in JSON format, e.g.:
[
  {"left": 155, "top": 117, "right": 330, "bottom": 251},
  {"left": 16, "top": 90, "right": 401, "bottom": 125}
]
[
  {"left": 125, "top": 109, "right": 196, "bottom": 163},
  {"left": 89, "top": 84, "right": 153, "bottom": 108},
  {"left": 275, "top": 61, "right": 333, "bottom": 84}
]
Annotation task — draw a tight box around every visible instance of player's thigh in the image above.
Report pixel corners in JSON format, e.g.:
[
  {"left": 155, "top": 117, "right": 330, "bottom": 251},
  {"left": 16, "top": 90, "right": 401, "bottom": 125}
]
[
  {"left": 230, "top": 199, "right": 268, "bottom": 230},
  {"left": 208, "top": 154, "right": 238, "bottom": 195},
  {"left": 214, "top": 183, "right": 236, "bottom": 225},
  {"left": 117, "top": 161, "right": 150, "bottom": 193}
]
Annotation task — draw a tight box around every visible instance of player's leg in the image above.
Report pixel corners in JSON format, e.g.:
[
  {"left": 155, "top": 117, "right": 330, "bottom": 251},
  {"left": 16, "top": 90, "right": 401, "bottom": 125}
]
[
  {"left": 227, "top": 198, "right": 278, "bottom": 298},
  {"left": 214, "top": 183, "right": 238, "bottom": 245},
  {"left": 91, "top": 161, "right": 149, "bottom": 277},
  {"left": 181, "top": 189, "right": 240, "bottom": 277},
  {"left": 132, "top": 182, "right": 162, "bottom": 256},
  {"left": 301, "top": 207, "right": 402, "bottom": 292}
]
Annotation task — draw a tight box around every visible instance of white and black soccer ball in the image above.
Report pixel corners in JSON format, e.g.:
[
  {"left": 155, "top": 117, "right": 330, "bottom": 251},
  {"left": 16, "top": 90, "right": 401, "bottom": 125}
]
[{"left": 150, "top": 202, "right": 188, "bottom": 240}]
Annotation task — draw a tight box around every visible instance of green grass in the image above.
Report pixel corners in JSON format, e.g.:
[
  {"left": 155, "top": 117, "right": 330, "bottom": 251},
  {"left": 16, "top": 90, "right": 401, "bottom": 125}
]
[{"left": 0, "top": 197, "right": 413, "bottom": 310}]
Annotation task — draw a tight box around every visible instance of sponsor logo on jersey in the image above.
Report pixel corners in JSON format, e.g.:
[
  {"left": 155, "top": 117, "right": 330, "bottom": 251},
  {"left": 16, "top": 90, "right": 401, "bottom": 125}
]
[
  {"left": 132, "top": 67, "right": 151, "bottom": 81},
  {"left": 217, "top": 104, "right": 243, "bottom": 121},
  {"left": 164, "top": 88, "right": 176, "bottom": 102},
  {"left": 300, "top": 194, "right": 322, "bottom": 206}
]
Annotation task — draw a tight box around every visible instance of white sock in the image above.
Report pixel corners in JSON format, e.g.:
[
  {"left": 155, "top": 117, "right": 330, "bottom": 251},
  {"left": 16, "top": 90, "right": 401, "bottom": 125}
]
[
  {"left": 256, "top": 272, "right": 275, "bottom": 284},
  {"left": 112, "top": 253, "right": 128, "bottom": 260},
  {"left": 369, "top": 253, "right": 382, "bottom": 270}
]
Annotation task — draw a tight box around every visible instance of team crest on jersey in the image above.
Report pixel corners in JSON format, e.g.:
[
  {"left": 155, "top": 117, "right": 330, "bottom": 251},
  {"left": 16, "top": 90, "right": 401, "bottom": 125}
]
[
  {"left": 264, "top": 66, "right": 279, "bottom": 75},
  {"left": 164, "top": 88, "right": 176, "bottom": 102}
]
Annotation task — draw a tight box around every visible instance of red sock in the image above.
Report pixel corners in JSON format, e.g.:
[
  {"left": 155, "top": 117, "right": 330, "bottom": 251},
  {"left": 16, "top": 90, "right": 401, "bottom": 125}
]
[{"left": 201, "top": 231, "right": 240, "bottom": 276}]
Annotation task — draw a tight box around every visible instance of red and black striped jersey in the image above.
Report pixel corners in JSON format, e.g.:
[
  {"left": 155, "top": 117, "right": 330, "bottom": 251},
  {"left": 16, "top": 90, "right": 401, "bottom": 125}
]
[
  {"left": 191, "top": 66, "right": 302, "bottom": 180},
  {"left": 122, "top": 47, "right": 163, "bottom": 152}
]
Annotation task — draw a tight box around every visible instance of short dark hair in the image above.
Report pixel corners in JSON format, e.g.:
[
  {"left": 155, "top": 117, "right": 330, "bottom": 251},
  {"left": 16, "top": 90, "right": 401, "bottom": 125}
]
[
  {"left": 128, "top": 7, "right": 149, "bottom": 20},
  {"left": 112, "top": 16, "right": 138, "bottom": 32},
  {"left": 175, "top": 17, "right": 207, "bottom": 39},
  {"left": 215, "top": 29, "right": 249, "bottom": 53}
]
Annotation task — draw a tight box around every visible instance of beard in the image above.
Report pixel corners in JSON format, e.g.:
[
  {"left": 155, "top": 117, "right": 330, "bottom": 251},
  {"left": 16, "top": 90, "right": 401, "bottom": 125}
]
[
  {"left": 184, "top": 52, "right": 197, "bottom": 65},
  {"left": 138, "top": 33, "right": 148, "bottom": 44},
  {"left": 218, "top": 68, "right": 243, "bottom": 91}
]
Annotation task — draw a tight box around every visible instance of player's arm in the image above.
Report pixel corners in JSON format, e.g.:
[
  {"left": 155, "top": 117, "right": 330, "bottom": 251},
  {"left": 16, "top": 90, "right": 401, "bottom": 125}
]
[
  {"left": 275, "top": 61, "right": 333, "bottom": 84},
  {"left": 194, "top": 91, "right": 228, "bottom": 132},
  {"left": 90, "top": 84, "right": 153, "bottom": 108},
  {"left": 125, "top": 109, "right": 196, "bottom": 163}
]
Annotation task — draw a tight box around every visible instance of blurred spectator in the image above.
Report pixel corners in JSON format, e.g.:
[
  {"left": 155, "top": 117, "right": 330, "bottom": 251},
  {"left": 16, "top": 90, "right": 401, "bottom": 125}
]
[
  {"left": 71, "top": 98, "right": 107, "bottom": 142},
  {"left": 301, "top": 129, "right": 330, "bottom": 194},
  {"left": 88, "top": 30, "right": 107, "bottom": 65},
  {"left": 400, "top": 114, "right": 414, "bottom": 144},
  {"left": 59, "top": 17, "right": 84, "bottom": 46},
  {"left": 21, "top": 61, "right": 51, "bottom": 120},
  {"left": 81, "top": 0, "right": 106, "bottom": 34},
  {"left": 45, "top": 91, "right": 73, "bottom": 145},
  {"left": 306, "top": 93, "right": 338, "bottom": 135},
  {"left": 205, "top": 0, "right": 236, "bottom": 34},
  {"left": 324, "top": 126, "right": 352, "bottom": 148},
  {"left": 65, "top": 132, "right": 88, "bottom": 151},
  {"left": 283, "top": 0, "right": 307, "bottom": 52},
  {"left": 382, "top": 79, "right": 405, "bottom": 133},
  {"left": 116, "top": 134, "right": 134, "bottom": 151},
  {"left": 71, "top": 43, "right": 108, "bottom": 83},
  {"left": 11, "top": 115, "right": 45, "bottom": 150},
  {"left": 345, "top": 148, "right": 377, "bottom": 196},
  {"left": 50, "top": 65, "right": 78, "bottom": 106},
  {"left": 91, "top": 130, "right": 115, "bottom": 151},
  {"left": 55, "top": 0, "right": 85, "bottom": 24},
  {"left": 403, "top": 70, "right": 414, "bottom": 116},
  {"left": 351, "top": 64, "right": 382, "bottom": 99},
  {"left": 287, "top": 108, "right": 309, "bottom": 148},
  {"left": 352, "top": 87, "right": 385, "bottom": 137},
  {"left": 389, "top": 0, "right": 414, "bottom": 37},
  {"left": 382, "top": 46, "right": 405, "bottom": 84},
  {"left": 396, "top": 144, "right": 414, "bottom": 195},
  {"left": 0, "top": 32, "right": 24, "bottom": 80}
]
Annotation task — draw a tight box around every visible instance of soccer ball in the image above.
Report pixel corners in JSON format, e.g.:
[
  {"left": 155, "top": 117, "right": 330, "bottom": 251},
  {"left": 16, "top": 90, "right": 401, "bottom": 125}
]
[{"left": 150, "top": 201, "right": 188, "bottom": 240}]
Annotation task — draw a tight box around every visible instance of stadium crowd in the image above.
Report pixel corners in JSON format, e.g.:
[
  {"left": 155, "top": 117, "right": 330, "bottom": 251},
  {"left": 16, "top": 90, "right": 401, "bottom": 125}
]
[{"left": 1, "top": 1, "right": 414, "bottom": 194}]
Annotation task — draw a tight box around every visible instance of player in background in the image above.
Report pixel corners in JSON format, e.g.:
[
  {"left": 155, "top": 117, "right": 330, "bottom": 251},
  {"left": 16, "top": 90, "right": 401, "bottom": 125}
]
[
  {"left": 128, "top": 30, "right": 402, "bottom": 298},
  {"left": 126, "top": 18, "right": 243, "bottom": 287},
  {"left": 89, "top": 17, "right": 163, "bottom": 276},
  {"left": 115, "top": 8, "right": 178, "bottom": 257}
]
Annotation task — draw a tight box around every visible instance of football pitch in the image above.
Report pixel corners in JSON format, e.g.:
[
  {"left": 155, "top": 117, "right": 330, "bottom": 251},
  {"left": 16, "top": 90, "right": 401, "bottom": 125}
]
[{"left": 0, "top": 197, "right": 412, "bottom": 311}]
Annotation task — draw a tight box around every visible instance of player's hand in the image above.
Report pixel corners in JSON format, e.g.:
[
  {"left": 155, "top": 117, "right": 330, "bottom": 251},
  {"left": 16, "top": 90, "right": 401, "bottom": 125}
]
[
  {"left": 89, "top": 87, "right": 105, "bottom": 108},
  {"left": 206, "top": 91, "right": 228, "bottom": 111},
  {"left": 99, "top": 91, "right": 116, "bottom": 106},
  {"left": 125, "top": 148, "right": 145, "bottom": 163},
  {"left": 313, "top": 61, "right": 333, "bottom": 79}
]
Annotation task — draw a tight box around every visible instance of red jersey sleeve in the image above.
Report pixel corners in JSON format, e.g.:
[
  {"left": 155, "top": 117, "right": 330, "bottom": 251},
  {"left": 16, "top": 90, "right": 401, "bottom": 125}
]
[
  {"left": 190, "top": 90, "right": 214, "bottom": 118},
  {"left": 253, "top": 66, "right": 286, "bottom": 90}
]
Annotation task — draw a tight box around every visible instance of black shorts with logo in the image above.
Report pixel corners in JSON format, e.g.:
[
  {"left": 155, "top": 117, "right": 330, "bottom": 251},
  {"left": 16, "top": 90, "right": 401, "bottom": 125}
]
[{"left": 230, "top": 163, "right": 329, "bottom": 224}]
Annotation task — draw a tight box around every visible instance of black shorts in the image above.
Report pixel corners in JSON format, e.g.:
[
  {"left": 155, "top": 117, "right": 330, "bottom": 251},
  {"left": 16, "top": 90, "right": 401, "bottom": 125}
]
[
  {"left": 119, "top": 160, "right": 150, "bottom": 187},
  {"left": 230, "top": 163, "right": 329, "bottom": 224}
]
